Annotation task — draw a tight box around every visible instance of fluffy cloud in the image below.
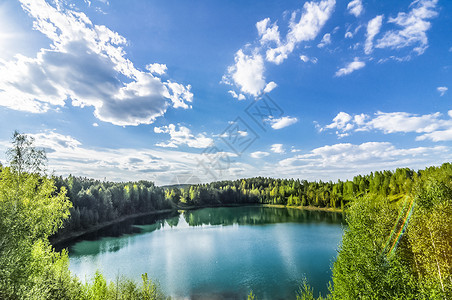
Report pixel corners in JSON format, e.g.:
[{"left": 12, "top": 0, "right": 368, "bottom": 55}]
[
  {"left": 228, "top": 90, "right": 246, "bottom": 101},
  {"left": 278, "top": 141, "right": 450, "bottom": 181},
  {"left": 263, "top": 81, "right": 278, "bottom": 93},
  {"left": 265, "top": 0, "right": 336, "bottom": 64},
  {"left": 322, "top": 110, "right": 452, "bottom": 141},
  {"left": 225, "top": 50, "right": 266, "bottom": 96},
  {"left": 146, "top": 63, "right": 167, "bottom": 75},
  {"left": 0, "top": 130, "right": 246, "bottom": 185},
  {"left": 223, "top": 0, "right": 335, "bottom": 96},
  {"left": 324, "top": 112, "right": 353, "bottom": 130},
  {"left": 335, "top": 58, "right": 365, "bottom": 76},
  {"left": 250, "top": 151, "right": 270, "bottom": 159},
  {"left": 364, "top": 15, "right": 383, "bottom": 54},
  {"left": 1, "top": 130, "right": 448, "bottom": 186},
  {"left": 417, "top": 129, "right": 452, "bottom": 142},
  {"left": 267, "top": 116, "right": 299, "bottom": 130},
  {"left": 347, "top": 0, "right": 363, "bottom": 17},
  {"left": 376, "top": 0, "right": 438, "bottom": 55},
  {"left": 256, "top": 18, "right": 281, "bottom": 45},
  {"left": 271, "top": 144, "right": 285, "bottom": 154},
  {"left": 437, "top": 86, "right": 448, "bottom": 96},
  {"left": 0, "top": 0, "right": 192, "bottom": 126},
  {"left": 154, "top": 124, "right": 213, "bottom": 149}
]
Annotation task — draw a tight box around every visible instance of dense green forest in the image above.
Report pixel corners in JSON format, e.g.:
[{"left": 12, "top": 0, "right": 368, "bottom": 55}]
[
  {"left": 53, "top": 161, "right": 416, "bottom": 237},
  {"left": 52, "top": 176, "right": 170, "bottom": 238},
  {"left": 164, "top": 167, "right": 414, "bottom": 207},
  {"left": 1, "top": 132, "right": 451, "bottom": 299}
]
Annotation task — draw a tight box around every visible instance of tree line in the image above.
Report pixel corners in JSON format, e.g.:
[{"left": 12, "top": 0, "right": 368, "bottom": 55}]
[
  {"left": 52, "top": 176, "right": 170, "bottom": 238},
  {"left": 165, "top": 167, "right": 416, "bottom": 209},
  {"left": 51, "top": 162, "right": 418, "bottom": 238}
]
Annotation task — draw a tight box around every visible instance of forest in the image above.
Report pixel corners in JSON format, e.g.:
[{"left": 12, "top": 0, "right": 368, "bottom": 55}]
[
  {"left": 53, "top": 160, "right": 416, "bottom": 238},
  {"left": 0, "top": 132, "right": 451, "bottom": 299}
]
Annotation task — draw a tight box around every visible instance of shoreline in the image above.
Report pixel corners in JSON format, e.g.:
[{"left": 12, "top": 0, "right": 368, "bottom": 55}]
[
  {"left": 51, "top": 203, "right": 343, "bottom": 246},
  {"left": 262, "top": 204, "right": 343, "bottom": 213}
]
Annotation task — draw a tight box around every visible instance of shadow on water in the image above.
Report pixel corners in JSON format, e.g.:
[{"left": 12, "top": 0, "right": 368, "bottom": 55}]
[{"left": 54, "top": 211, "right": 179, "bottom": 253}]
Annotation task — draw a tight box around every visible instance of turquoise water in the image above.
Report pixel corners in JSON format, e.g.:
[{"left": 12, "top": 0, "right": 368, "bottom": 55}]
[{"left": 66, "top": 207, "right": 345, "bottom": 299}]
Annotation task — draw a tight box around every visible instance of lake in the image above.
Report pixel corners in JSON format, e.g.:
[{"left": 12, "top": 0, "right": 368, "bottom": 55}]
[{"left": 65, "top": 206, "right": 345, "bottom": 299}]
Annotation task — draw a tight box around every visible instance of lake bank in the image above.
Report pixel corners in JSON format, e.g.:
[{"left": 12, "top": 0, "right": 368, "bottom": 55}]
[
  {"left": 51, "top": 208, "right": 175, "bottom": 246},
  {"left": 262, "top": 204, "right": 343, "bottom": 213}
]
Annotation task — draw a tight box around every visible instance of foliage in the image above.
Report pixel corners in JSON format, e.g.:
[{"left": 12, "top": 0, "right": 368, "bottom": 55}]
[
  {"left": 0, "top": 132, "right": 73, "bottom": 298},
  {"left": 330, "top": 163, "right": 452, "bottom": 300},
  {"left": 78, "top": 271, "right": 166, "bottom": 300},
  {"left": 6, "top": 130, "right": 46, "bottom": 176},
  {"left": 0, "top": 132, "right": 167, "bottom": 299},
  {"left": 296, "top": 278, "right": 331, "bottom": 300}
]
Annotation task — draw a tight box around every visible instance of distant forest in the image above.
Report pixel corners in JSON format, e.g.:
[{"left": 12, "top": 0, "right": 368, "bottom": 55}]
[{"left": 53, "top": 162, "right": 441, "bottom": 238}]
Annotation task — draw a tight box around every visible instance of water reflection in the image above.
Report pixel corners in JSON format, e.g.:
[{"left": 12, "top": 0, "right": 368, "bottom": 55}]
[
  {"left": 56, "top": 211, "right": 177, "bottom": 254},
  {"left": 66, "top": 206, "right": 345, "bottom": 299},
  {"left": 63, "top": 207, "right": 344, "bottom": 257},
  {"left": 183, "top": 206, "right": 345, "bottom": 227}
]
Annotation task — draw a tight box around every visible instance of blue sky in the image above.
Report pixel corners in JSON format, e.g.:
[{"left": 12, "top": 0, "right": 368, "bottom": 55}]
[{"left": 0, "top": 0, "right": 451, "bottom": 185}]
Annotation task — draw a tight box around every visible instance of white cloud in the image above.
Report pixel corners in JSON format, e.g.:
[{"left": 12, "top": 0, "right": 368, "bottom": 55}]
[
  {"left": 271, "top": 143, "right": 285, "bottom": 154},
  {"left": 437, "top": 86, "right": 448, "bottom": 96},
  {"left": 250, "top": 151, "right": 270, "bottom": 159},
  {"left": 267, "top": 116, "right": 299, "bottom": 130},
  {"left": 0, "top": 130, "right": 244, "bottom": 185},
  {"left": 335, "top": 58, "right": 365, "bottom": 76},
  {"left": 154, "top": 124, "right": 213, "bottom": 148},
  {"left": 345, "top": 32, "right": 353, "bottom": 39},
  {"left": 146, "top": 63, "right": 167, "bottom": 75},
  {"left": 30, "top": 131, "right": 82, "bottom": 150},
  {"left": 317, "top": 33, "right": 331, "bottom": 48},
  {"left": 376, "top": 0, "right": 438, "bottom": 55},
  {"left": 256, "top": 18, "right": 281, "bottom": 45},
  {"left": 325, "top": 112, "right": 353, "bottom": 130},
  {"left": 225, "top": 49, "right": 266, "bottom": 96},
  {"left": 364, "top": 112, "right": 449, "bottom": 134},
  {"left": 279, "top": 141, "right": 450, "bottom": 181},
  {"left": 92, "top": 122, "right": 99, "bottom": 127},
  {"left": 0, "top": 0, "right": 192, "bottom": 126},
  {"left": 265, "top": 0, "right": 336, "bottom": 65},
  {"left": 263, "top": 81, "right": 278, "bottom": 93},
  {"left": 228, "top": 90, "right": 246, "bottom": 101},
  {"left": 347, "top": 0, "right": 363, "bottom": 17},
  {"left": 364, "top": 15, "right": 383, "bottom": 54},
  {"left": 417, "top": 129, "right": 452, "bottom": 142},
  {"left": 322, "top": 110, "right": 452, "bottom": 141},
  {"left": 1, "top": 130, "right": 449, "bottom": 186},
  {"left": 223, "top": 0, "right": 334, "bottom": 96}
]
